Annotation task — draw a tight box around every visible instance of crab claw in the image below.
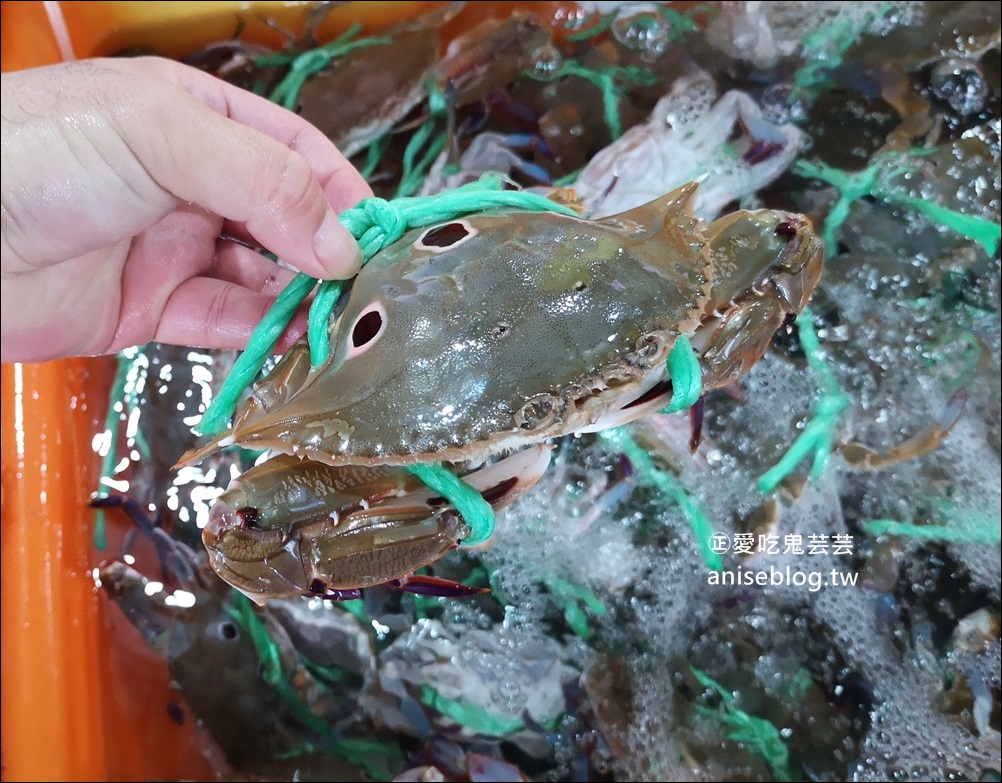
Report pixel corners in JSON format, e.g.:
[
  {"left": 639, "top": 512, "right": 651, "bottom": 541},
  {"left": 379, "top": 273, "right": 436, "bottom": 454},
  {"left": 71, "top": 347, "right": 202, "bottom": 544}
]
[{"left": 203, "top": 445, "right": 552, "bottom": 604}]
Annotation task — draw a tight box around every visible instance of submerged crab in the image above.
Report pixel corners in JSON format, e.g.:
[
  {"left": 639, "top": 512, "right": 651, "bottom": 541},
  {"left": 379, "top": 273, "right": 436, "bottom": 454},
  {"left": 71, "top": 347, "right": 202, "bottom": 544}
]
[{"left": 181, "top": 182, "right": 823, "bottom": 603}]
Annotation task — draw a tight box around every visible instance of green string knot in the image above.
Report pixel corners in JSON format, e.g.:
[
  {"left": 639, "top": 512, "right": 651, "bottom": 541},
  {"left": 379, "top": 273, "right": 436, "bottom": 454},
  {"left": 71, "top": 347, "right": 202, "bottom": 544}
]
[{"left": 356, "top": 197, "right": 409, "bottom": 249}]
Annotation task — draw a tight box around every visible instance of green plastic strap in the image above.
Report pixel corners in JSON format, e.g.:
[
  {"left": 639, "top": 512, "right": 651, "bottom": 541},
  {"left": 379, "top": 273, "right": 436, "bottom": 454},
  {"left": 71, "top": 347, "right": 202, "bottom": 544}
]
[
  {"left": 757, "top": 309, "right": 849, "bottom": 493},
  {"left": 796, "top": 154, "right": 1001, "bottom": 257},
  {"left": 404, "top": 463, "right": 495, "bottom": 546},
  {"left": 546, "top": 576, "right": 607, "bottom": 640},
  {"left": 262, "top": 25, "right": 391, "bottom": 111},
  {"left": 662, "top": 335, "right": 701, "bottom": 413},
  {"left": 863, "top": 516, "right": 1001, "bottom": 545},
  {"left": 93, "top": 353, "right": 131, "bottom": 549},
  {"left": 525, "top": 60, "right": 655, "bottom": 139},
  {"left": 691, "top": 667, "right": 793, "bottom": 782},
  {"left": 227, "top": 592, "right": 331, "bottom": 735},
  {"left": 599, "top": 427, "right": 722, "bottom": 571},
  {"left": 198, "top": 272, "right": 317, "bottom": 435},
  {"left": 418, "top": 685, "right": 531, "bottom": 736},
  {"left": 394, "top": 78, "right": 450, "bottom": 198},
  {"left": 307, "top": 279, "right": 346, "bottom": 367}
]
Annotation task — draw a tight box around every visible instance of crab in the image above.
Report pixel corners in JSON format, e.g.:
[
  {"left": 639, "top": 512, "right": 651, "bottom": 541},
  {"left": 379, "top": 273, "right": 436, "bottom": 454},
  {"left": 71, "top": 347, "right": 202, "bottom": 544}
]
[{"left": 180, "top": 182, "right": 823, "bottom": 604}]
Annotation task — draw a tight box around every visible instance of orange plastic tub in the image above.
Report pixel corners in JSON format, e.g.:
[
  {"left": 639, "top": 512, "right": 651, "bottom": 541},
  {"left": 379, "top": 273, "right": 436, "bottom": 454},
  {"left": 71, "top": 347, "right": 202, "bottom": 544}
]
[{"left": 0, "top": 3, "right": 573, "bottom": 780}]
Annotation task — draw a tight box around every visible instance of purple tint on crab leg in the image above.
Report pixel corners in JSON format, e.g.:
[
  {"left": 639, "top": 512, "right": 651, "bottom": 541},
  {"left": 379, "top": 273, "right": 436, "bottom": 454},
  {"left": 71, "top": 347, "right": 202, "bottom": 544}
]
[
  {"left": 390, "top": 574, "right": 490, "bottom": 597},
  {"left": 689, "top": 396, "right": 705, "bottom": 453},
  {"left": 324, "top": 589, "right": 364, "bottom": 601},
  {"left": 308, "top": 578, "right": 362, "bottom": 601},
  {"left": 89, "top": 494, "right": 197, "bottom": 584}
]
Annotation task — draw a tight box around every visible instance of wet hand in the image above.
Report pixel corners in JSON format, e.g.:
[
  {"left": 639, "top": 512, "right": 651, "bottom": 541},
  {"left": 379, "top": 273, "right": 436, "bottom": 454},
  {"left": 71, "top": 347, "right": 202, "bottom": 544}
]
[{"left": 1, "top": 56, "right": 373, "bottom": 363}]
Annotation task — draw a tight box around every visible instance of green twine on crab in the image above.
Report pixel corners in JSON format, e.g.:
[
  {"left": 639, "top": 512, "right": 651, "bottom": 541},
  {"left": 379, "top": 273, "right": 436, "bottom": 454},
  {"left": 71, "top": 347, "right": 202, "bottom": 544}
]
[
  {"left": 227, "top": 591, "right": 333, "bottom": 735},
  {"left": 227, "top": 592, "right": 402, "bottom": 777},
  {"left": 393, "top": 77, "right": 450, "bottom": 198},
  {"left": 197, "top": 175, "right": 580, "bottom": 548},
  {"left": 795, "top": 154, "right": 1000, "bottom": 258},
  {"left": 565, "top": 3, "right": 709, "bottom": 43},
  {"left": 259, "top": 24, "right": 392, "bottom": 110},
  {"left": 546, "top": 576, "right": 608, "bottom": 640},
  {"left": 357, "top": 133, "right": 391, "bottom": 181},
  {"left": 758, "top": 308, "right": 849, "bottom": 493},
  {"left": 691, "top": 667, "right": 793, "bottom": 782},
  {"left": 197, "top": 272, "right": 319, "bottom": 438},
  {"left": 863, "top": 497, "right": 1001, "bottom": 545},
  {"left": 404, "top": 462, "right": 495, "bottom": 546},
  {"left": 417, "top": 684, "right": 559, "bottom": 736},
  {"left": 661, "top": 336, "right": 701, "bottom": 413},
  {"left": 599, "top": 427, "right": 721, "bottom": 571},
  {"left": 863, "top": 517, "right": 1002, "bottom": 544},
  {"left": 525, "top": 59, "right": 656, "bottom": 139},
  {"left": 792, "top": 4, "right": 895, "bottom": 107}
]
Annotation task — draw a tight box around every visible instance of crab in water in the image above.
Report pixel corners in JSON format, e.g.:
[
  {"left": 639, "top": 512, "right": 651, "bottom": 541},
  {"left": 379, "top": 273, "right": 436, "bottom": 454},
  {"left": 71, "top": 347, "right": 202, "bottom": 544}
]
[{"left": 180, "top": 182, "right": 823, "bottom": 604}]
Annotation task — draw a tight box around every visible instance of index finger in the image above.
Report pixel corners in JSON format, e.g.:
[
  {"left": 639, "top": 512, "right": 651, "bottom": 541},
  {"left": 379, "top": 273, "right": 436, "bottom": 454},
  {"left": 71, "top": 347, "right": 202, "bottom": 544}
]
[{"left": 102, "top": 56, "right": 374, "bottom": 212}]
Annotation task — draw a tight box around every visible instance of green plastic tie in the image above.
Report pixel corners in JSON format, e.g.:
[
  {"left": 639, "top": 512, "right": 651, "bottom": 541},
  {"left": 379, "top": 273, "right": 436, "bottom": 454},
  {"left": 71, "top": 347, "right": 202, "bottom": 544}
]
[
  {"left": 691, "top": 667, "right": 793, "bottom": 782},
  {"left": 794, "top": 158, "right": 880, "bottom": 256},
  {"left": 198, "top": 272, "right": 317, "bottom": 435},
  {"left": 863, "top": 515, "right": 1001, "bottom": 545},
  {"left": 566, "top": 12, "right": 616, "bottom": 41},
  {"left": 758, "top": 308, "right": 849, "bottom": 493},
  {"left": 93, "top": 353, "right": 131, "bottom": 549},
  {"left": 261, "top": 25, "right": 392, "bottom": 111},
  {"left": 566, "top": 4, "right": 706, "bottom": 43},
  {"left": 307, "top": 279, "right": 347, "bottom": 367},
  {"left": 793, "top": 4, "right": 893, "bottom": 105},
  {"left": 525, "top": 59, "right": 655, "bottom": 139},
  {"left": 547, "top": 576, "right": 608, "bottom": 640},
  {"left": 404, "top": 462, "right": 494, "bottom": 546},
  {"left": 662, "top": 335, "right": 701, "bottom": 413},
  {"left": 94, "top": 347, "right": 152, "bottom": 549},
  {"left": 227, "top": 591, "right": 332, "bottom": 735},
  {"left": 880, "top": 191, "right": 1000, "bottom": 256},
  {"left": 796, "top": 155, "right": 1001, "bottom": 257},
  {"left": 417, "top": 684, "right": 559, "bottom": 736},
  {"left": 599, "top": 427, "right": 722, "bottom": 570},
  {"left": 394, "top": 78, "right": 450, "bottom": 198},
  {"left": 358, "top": 133, "right": 391, "bottom": 180}
]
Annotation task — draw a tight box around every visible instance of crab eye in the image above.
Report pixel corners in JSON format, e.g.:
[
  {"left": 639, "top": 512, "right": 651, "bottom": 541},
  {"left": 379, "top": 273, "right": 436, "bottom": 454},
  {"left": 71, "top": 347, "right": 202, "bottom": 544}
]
[
  {"left": 414, "top": 220, "right": 477, "bottom": 253},
  {"left": 345, "top": 302, "right": 387, "bottom": 359}
]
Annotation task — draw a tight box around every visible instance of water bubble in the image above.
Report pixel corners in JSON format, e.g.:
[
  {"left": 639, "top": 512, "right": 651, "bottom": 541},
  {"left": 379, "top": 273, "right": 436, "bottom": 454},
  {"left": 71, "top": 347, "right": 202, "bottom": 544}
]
[
  {"left": 531, "top": 43, "right": 563, "bottom": 78},
  {"left": 611, "top": 9, "right": 670, "bottom": 59},
  {"left": 759, "top": 83, "right": 808, "bottom": 124},
  {"left": 930, "top": 58, "right": 987, "bottom": 117}
]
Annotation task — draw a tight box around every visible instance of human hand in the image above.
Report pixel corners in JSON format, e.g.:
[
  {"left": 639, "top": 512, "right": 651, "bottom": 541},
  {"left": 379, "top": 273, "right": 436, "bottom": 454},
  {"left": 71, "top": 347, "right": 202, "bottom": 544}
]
[{"left": 1, "top": 56, "right": 373, "bottom": 363}]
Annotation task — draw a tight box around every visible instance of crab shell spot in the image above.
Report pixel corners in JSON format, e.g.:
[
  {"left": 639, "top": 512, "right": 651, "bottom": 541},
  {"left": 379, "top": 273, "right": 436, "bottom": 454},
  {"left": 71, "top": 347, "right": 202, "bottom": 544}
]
[
  {"left": 414, "top": 219, "right": 478, "bottom": 252},
  {"left": 630, "top": 333, "right": 671, "bottom": 368},
  {"left": 515, "top": 393, "right": 563, "bottom": 431},
  {"left": 345, "top": 301, "right": 388, "bottom": 359}
]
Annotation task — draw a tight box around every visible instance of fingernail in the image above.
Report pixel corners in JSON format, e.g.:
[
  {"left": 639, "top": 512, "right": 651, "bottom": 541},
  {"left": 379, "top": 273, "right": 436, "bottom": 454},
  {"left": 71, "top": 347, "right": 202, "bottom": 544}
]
[{"left": 313, "top": 210, "right": 362, "bottom": 277}]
